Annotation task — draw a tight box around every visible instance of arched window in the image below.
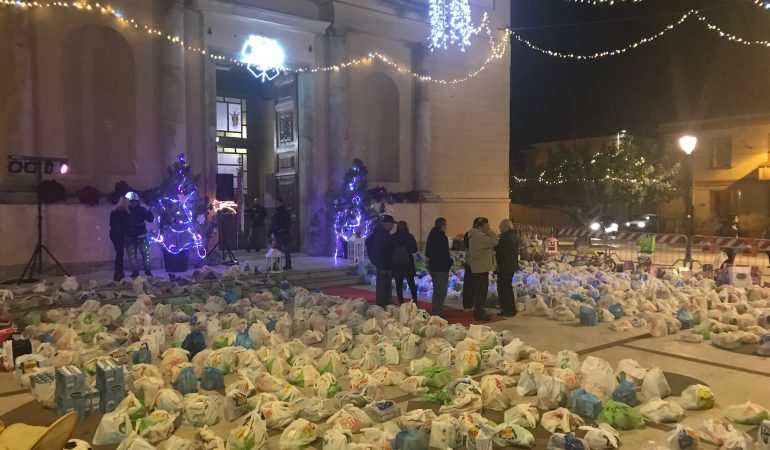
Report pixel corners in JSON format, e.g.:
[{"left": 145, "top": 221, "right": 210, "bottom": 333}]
[
  {"left": 364, "top": 73, "right": 399, "bottom": 182},
  {"left": 63, "top": 25, "right": 136, "bottom": 176}
]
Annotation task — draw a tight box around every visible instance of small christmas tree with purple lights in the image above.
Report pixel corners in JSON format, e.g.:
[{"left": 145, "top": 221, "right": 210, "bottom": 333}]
[
  {"left": 333, "top": 159, "right": 378, "bottom": 256},
  {"left": 151, "top": 154, "right": 207, "bottom": 259}
]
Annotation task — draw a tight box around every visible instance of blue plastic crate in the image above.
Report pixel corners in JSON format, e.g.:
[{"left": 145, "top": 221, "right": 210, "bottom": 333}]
[{"left": 95, "top": 359, "right": 124, "bottom": 391}]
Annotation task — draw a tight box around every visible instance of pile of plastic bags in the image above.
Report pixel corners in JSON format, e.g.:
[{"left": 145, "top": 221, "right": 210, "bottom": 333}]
[{"left": 5, "top": 273, "right": 770, "bottom": 449}]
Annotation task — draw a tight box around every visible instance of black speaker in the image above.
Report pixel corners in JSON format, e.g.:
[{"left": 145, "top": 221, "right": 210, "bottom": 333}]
[{"left": 216, "top": 173, "right": 234, "bottom": 201}]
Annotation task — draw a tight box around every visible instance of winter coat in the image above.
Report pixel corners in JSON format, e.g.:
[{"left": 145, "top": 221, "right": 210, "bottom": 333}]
[
  {"left": 109, "top": 209, "right": 130, "bottom": 239},
  {"left": 468, "top": 227, "right": 499, "bottom": 274},
  {"left": 270, "top": 205, "right": 292, "bottom": 241},
  {"left": 391, "top": 230, "right": 418, "bottom": 278},
  {"left": 495, "top": 229, "right": 519, "bottom": 273},
  {"left": 367, "top": 226, "right": 395, "bottom": 270},
  {"left": 426, "top": 227, "right": 452, "bottom": 273},
  {"left": 127, "top": 205, "right": 154, "bottom": 238}
]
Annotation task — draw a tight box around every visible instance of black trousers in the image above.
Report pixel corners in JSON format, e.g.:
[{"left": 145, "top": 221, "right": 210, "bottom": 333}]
[
  {"left": 498, "top": 271, "right": 516, "bottom": 314},
  {"left": 722, "top": 249, "right": 736, "bottom": 267},
  {"left": 275, "top": 234, "right": 292, "bottom": 268},
  {"left": 110, "top": 235, "right": 125, "bottom": 276},
  {"left": 472, "top": 272, "right": 489, "bottom": 315},
  {"left": 462, "top": 264, "right": 475, "bottom": 309},
  {"left": 394, "top": 274, "right": 417, "bottom": 303}
]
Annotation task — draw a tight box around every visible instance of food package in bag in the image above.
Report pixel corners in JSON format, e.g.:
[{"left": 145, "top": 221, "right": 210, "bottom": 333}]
[
  {"left": 157, "top": 435, "right": 193, "bottom": 450},
  {"left": 458, "top": 350, "right": 482, "bottom": 376},
  {"left": 580, "top": 356, "right": 617, "bottom": 402},
  {"left": 681, "top": 384, "right": 715, "bottom": 410},
  {"left": 326, "top": 404, "right": 372, "bottom": 433},
  {"left": 93, "top": 410, "right": 132, "bottom": 445},
  {"left": 517, "top": 362, "right": 545, "bottom": 396},
  {"left": 666, "top": 425, "right": 701, "bottom": 450},
  {"left": 615, "top": 358, "right": 648, "bottom": 385},
  {"left": 261, "top": 401, "right": 299, "bottom": 429},
  {"left": 430, "top": 414, "right": 462, "bottom": 449},
  {"left": 417, "top": 366, "right": 452, "bottom": 389},
  {"left": 712, "top": 332, "right": 743, "bottom": 350},
  {"left": 596, "top": 400, "right": 645, "bottom": 430},
  {"left": 639, "top": 398, "right": 685, "bottom": 423},
  {"left": 396, "top": 408, "right": 437, "bottom": 430},
  {"left": 201, "top": 367, "right": 225, "bottom": 391},
  {"left": 317, "top": 350, "right": 346, "bottom": 377},
  {"left": 439, "top": 392, "right": 483, "bottom": 416},
  {"left": 721, "top": 430, "right": 755, "bottom": 450},
  {"left": 579, "top": 423, "right": 621, "bottom": 449},
  {"left": 466, "top": 424, "right": 493, "bottom": 450},
  {"left": 612, "top": 376, "right": 638, "bottom": 406},
  {"left": 725, "top": 402, "right": 770, "bottom": 425},
  {"left": 182, "top": 393, "right": 219, "bottom": 428},
  {"left": 480, "top": 375, "right": 513, "bottom": 411},
  {"left": 541, "top": 408, "right": 585, "bottom": 433},
  {"left": 402, "top": 334, "right": 423, "bottom": 359},
  {"left": 133, "top": 376, "right": 164, "bottom": 409},
  {"left": 504, "top": 403, "right": 539, "bottom": 428},
  {"left": 436, "top": 347, "right": 458, "bottom": 369},
  {"left": 279, "top": 418, "right": 317, "bottom": 450},
  {"left": 225, "top": 389, "right": 250, "bottom": 422},
  {"left": 374, "top": 342, "right": 399, "bottom": 366},
  {"left": 155, "top": 389, "right": 184, "bottom": 414},
  {"left": 137, "top": 410, "right": 176, "bottom": 444},
  {"left": 171, "top": 365, "right": 198, "bottom": 395},
  {"left": 696, "top": 418, "right": 734, "bottom": 446},
  {"left": 227, "top": 410, "right": 268, "bottom": 450},
  {"left": 194, "top": 428, "right": 225, "bottom": 450},
  {"left": 286, "top": 364, "right": 320, "bottom": 387},
  {"left": 502, "top": 338, "right": 527, "bottom": 361},
  {"left": 397, "top": 375, "right": 429, "bottom": 395},
  {"left": 492, "top": 422, "right": 535, "bottom": 448},
  {"left": 322, "top": 428, "right": 352, "bottom": 450},
  {"left": 371, "top": 366, "right": 406, "bottom": 386},
  {"left": 757, "top": 335, "right": 770, "bottom": 356},
  {"left": 547, "top": 432, "right": 590, "bottom": 450},
  {"left": 407, "top": 357, "right": 434, "bottom": 375},
  {"left": 555, "top": 350, "right": 580, "bottom": 372},
  {"left": 314, "top": 373, "right": 342, "bottom": 399},
  {"left": 570, "top": 388, "right": 602, "bottom": 420},
  {"left": 552, "top": 368, "right": 581, "bottom": 391},
  {"left": 537, "top": 375, "right": 571, "bottom": 411},
  {"left": 159, "top": 347, "right": 190, "bottom": 377},
  {"left": 363, "top": 399, "right": 401, "bottom": 423},
  {"left": 641, "top": 367, "right": 671, "bottom": 401},
  {"left": 116, "top": 431, "right": 156, "bottom": 450}
]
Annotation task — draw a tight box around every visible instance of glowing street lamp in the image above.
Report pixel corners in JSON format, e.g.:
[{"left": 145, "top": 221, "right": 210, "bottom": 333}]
[
  {"left": 679, "top": 135, "right": 697, "bottom": 268},
  {"left": 240, "top": 35, "right": 285, "bottom": 82}
]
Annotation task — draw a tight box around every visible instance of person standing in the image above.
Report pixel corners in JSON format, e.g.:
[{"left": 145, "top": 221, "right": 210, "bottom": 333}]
[
  {"left": 125, "top": 192, "right": 154, "bottom": 278},
  {"left": 468, "top": 217, "right": 499, "bottom": 321},
  {"left": 109, "top": 197, "right": 130, "bottom": 282},
  {"left": 495, "top": 219, "right": 519, "bottom": 317},
  {"left": 366, "top": 215, "right": 396, "bottom": 308},
  {"left": 392, "top": 221, "right": 419, "bottom": 304},
  {"left": 270, "top": 198, "right": 293, "bottom": 270},
  {"left": 245, "top": 197, "right": 267, "bottom": 252},
  {"left": 763, "top": 221, "right": 770, "bottom": 269},
  {"left": 462, "top": 218, "right": 481, "bottom": 310},
  {"left": 426, "top": 217, "right": 453, "bottom": 318}
]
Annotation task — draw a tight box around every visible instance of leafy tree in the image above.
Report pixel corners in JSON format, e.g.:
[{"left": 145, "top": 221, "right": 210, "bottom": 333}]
[{"left": 511, "top": 136, "right": 681, "bottom": 226}]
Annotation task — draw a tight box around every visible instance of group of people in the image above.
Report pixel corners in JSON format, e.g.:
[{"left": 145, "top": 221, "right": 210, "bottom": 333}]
[
  {"left": 108, "top": 192, "right": 155, "bottom": 282},
  {"left": 109, "top": 195, "right": 295, "bottom": 280},
  {"left": 367, "top": 214, "right": 520, "bottom": 322}
]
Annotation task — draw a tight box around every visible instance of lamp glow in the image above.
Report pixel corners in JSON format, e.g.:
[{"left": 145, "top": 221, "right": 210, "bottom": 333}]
[
  {"left": 240, "top": 35, "right": 285, "bottom": 82},
  {"left": 678, "top": 135, "right": 697, "bottom": 155},
  {"left": 59, "top": 163, "right": 69, "bottom": 174}
]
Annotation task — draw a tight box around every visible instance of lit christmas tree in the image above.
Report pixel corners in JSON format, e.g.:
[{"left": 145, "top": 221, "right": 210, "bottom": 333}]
[
  {"left": 151, "top": 154, "right": 207, "bottom": 259},
  {"left": 333, "top": 159, "right": 378, "bottom": 256}
]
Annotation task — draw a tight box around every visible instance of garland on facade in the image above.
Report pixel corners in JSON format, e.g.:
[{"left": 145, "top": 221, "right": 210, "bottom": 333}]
[{"left": 367, "top": 186, "right": 424, "bottom": 206}]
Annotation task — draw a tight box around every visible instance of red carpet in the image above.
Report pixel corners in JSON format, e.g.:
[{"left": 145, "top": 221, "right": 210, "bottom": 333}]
[{"left": 321, "top": 286, "right": 503, "bottom": 326}]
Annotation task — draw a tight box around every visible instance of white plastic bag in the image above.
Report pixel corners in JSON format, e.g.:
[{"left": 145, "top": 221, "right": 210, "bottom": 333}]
[
  {"left": 279, "top": 418, "right": 318, "bottom": 450},
  {"left": 480, "top": 375, "right": 513, "bottom": 411},
  {"left": 579, "top": 423, "right": 621, "bottom": 449},
  {"left": 639, "top": 398, "right": 685, "bottom": 423},
  {"left": 503, "top": 403, "right": 539, "bottom": 428},
  {"left": 326, "top": 404, "right": 372, "bottom": 433},
  {"left": 580, "top": 356, "right": 617, "bottom": 402},
  {"left": 681, "top": 384, "right": 715, "bottom": 410},
  {"left": 541, "top": 407, "right": 585, "bottom": 433},
  {"left": 227, "top": 410, "right": 268, "bottom": 450},
  {"left": 182, "top": 393, "right": 220, "bottom": 427},
  {"left": 666, "top": 425, "right": 702, "bottom": 450},
  {"left": 537, "top": 375, "right": 570, "bottom": 410},
  {"left": 430, "top": 414, "right": 462, "bottom": 449},
  {"left": 261, "top": 401, "right": 299, "bottom": 429},
  {"left": 641, "top": 368, "right": 671, "bottom": 401},
  {"left": 516, "top": 362, "right": 545, "bottom": 396}
]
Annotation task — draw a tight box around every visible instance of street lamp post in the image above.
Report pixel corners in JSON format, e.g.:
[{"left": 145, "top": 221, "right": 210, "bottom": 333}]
[{"left": 679, "top": 135, "right": 697, "bottom": 269}]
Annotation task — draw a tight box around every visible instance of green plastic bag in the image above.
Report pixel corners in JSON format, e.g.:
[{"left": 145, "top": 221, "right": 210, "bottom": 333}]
[
  {"left": 417, "top": 366, "right": 452, "bottom": 389},
  {"left": 690, "top": 328, "right": 711, "bottom": 340},
  {"left": 639, "top": 235, "right": 656, "bottom": 254},
  {"left": 421, "top": 388, "right": 452, "bottom": 405},
  {"left": 596, "top": 400, "right": 645, "bottom": 430}
]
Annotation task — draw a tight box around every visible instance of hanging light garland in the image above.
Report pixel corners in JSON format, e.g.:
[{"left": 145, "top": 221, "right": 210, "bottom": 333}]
[
  {"left": 429, "top": 0, "right": 474, "bottom": 51},
  {"left": 2, "top": 0, "right": 770, "bottom": 84},
  {"left": 563, "top": 0, "right": 770, "bottom": 8}
]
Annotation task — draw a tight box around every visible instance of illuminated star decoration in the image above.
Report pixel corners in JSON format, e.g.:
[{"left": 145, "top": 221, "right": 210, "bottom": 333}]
[
  {"left": 151, "top": 154, "right": 207, "bottom": 259},
  {"left": 429, "top": 0, "right": 473, "bottom": 51},
  {"left": 240, "top": 35, "right": 286, "bottom": 82}
]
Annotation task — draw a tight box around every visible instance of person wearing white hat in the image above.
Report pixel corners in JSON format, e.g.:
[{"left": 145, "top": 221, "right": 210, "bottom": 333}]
[{"left": 125, "top": 191, "right": 154, "bottom": 277}]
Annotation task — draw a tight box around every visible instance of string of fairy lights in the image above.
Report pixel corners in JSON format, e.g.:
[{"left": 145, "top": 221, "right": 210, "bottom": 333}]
[
  {"left": 565, "top": 0, "right": 770, "bottom": 9},
  {"left": 1, "top": 0, "right": 770, "bottom": 84}
]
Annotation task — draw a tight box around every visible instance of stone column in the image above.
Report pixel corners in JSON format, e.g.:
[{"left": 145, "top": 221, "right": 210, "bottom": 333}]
[
  {"left": 412, "top": 44, "right": 432, "bottom": 193},
  {"left": 327, "top": 29, "right": 350, "bottom": 189},
  {"left": 161, "top": 0, "right": 187, "bottom": 166}
]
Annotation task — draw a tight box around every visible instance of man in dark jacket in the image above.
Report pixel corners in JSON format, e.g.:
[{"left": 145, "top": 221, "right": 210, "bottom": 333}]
[
  {"left": 125, "top": 192, "right": 154, "bottom": 277},
  {"left": 269, "top": 197, "right": 293, "bottom": 270},
  {"left": 245, "top": 197, "right": 267, "bottom": 252},
  {"left": 462, "top": 218, "right": 482, "bottom": 310},
  {"left": 426, "top": 217, "right": 453, "bottom": 318},
  {"left": 495, "top": 219, "right": 519, "bottom": 316},
  {"left": 367, "top": 215, "right": 396, "bottom": 308}
]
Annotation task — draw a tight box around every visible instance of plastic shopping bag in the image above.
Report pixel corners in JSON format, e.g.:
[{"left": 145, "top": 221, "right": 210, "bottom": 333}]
[
  {"left": 641, "top": 367, "right": 671, "bottom": 401},
  {"left": 596, "top": 400, "right": 645, "bottom": 430},
  {"left": 429, "top": 414, "right": 462, "bottom": 449},
  {"left": 580, "top": 356, "right": 616, "bottom": 402},
  {"left": 541, "top": 408, "right": 585, "bottom": 433},
  {"left": 137, "top": 410, "right": 176, "bottom": 444},
  {"left": 681, "top": 384, "right": 715, "bottom": 410},
  {"left": 278, "top": 418, "right": 317, "bottom": 450},
  {"left": 639, "top": 398, "right": 685, "bottom": 423},
  {"left": 537, "top": 375, "right": 570, "bottom": 411},
  {"left": 182, "top": 393, "right": 219, "bottom": 427},
  {"left": 579, "top": 424, "right": 621, "bottom": 449},
  {"left": 491, "top": 422, "right": 535, "bottom": 448},
  {"left": 547, "top": 432, "right": 589, "bottom": 450},
  {"left": 666, "top": 425, "right": 702, "bottom": 450},
  {"left": 227, "top": 410, "right": 268, "bottom": 450},
  {"left": 570, "top": 388, "right": 602, "bottom": 420},
  {"left": 503, "top": 403, "right": 539, "bottom": 428},
  {"left": 725, "top": 402, "right": 770, "bottom": 425},
  {"left": 480, "top": 375, "right": 513, "bottom": 411}
]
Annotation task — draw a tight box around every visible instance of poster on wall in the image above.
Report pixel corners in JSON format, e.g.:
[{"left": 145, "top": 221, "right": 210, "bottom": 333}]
[
  {"left": 216, "top": 102, "right": 228, "bottom": 132},
  {"left": 228, "top": 103, "right": 242, "bottom": 133}
]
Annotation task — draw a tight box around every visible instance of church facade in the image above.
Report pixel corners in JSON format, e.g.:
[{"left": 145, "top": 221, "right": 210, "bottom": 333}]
[{"left": 0, "top": 0, "right": 511, "bottom": 275}]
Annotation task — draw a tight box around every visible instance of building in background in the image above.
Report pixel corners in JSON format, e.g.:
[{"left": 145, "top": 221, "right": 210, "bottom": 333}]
[
  {"left": 0, "top": 0, "right": 511, "bottom": 276},
  {"left": 659, "top": 113, "right": 770, "bottom": 236}
]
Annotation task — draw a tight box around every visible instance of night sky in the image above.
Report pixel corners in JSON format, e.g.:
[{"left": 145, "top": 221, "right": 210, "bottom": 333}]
[{"left": 509, "top": 0, "right": 770, "bottom": 153}]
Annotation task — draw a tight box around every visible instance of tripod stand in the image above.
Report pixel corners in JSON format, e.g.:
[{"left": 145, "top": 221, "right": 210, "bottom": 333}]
[
  {"left": 207, "top": 211, "right": 238, "bottom": 266},
  {"left": 10, "top": 168, "right": 69, "bottom": 284}
]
